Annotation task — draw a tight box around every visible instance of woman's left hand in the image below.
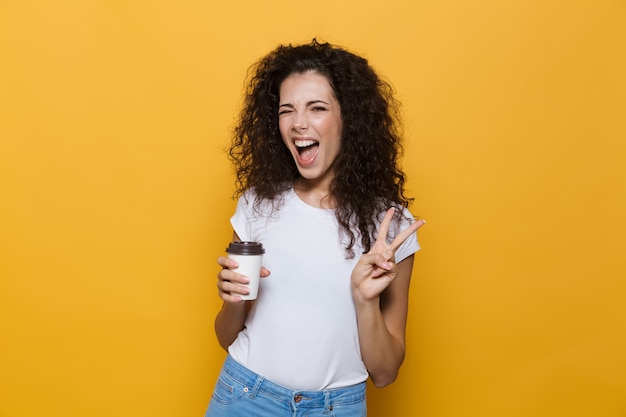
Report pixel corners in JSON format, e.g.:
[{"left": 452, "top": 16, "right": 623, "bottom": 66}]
[{"left": 351, "top": 208, "right": 425, "bottom": 303}]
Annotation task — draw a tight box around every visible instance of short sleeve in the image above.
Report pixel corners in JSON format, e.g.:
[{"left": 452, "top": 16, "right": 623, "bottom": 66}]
[
  {"left": 393, "top": 207, "right": 421, "bottom": 264},
  {"left": 229, "top": 192, "right": 255, "bottom": 242}
]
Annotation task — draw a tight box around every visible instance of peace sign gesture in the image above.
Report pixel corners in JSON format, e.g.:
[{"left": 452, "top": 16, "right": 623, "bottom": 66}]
[{"left": 351, "top": 207, "right": 425, "bottom": 303}]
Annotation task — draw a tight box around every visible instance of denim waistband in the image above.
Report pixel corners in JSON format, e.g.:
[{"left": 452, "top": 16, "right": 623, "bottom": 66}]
[{"left": 221, "top": 355, "right": 366, "bottom": 408}]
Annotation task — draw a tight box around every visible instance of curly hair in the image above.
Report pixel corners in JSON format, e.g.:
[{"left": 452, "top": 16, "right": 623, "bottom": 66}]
[{"left": 229, "top": 39, "right": 414, "bottom": 257}]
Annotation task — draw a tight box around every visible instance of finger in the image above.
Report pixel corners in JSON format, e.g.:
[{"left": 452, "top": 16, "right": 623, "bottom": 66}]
[
  {"left": 217, "top": 277, "right": 251, "bottom": 302},
  {"left": 360, "top": 252, "right": 393, "bottom": 272},
  {"left": 372, "top": 208, "right": 396, "bottom": 249},
  {"left": 217, "top": 256, "right": 239, "bottom": 269},
  {"left": 260, "top": 267, "right": 271, "bottom": 278},
  {"left": 373, "top": 261, "right": 398, "bottom": 279},
  {"left": 220, "top": 290, "right": 247, "bottom": 303},
  {"left": 388, "top": 219, "right": 426, "bottom": 252},
  {"left": 218, "top": 268, "right": 249, "bottom": 285},
  {"left": 387, "top": 220, "right": 420, "bottom": 252},
  {"left": 219, "top": 280, "right": 250, "bottom": 297}
]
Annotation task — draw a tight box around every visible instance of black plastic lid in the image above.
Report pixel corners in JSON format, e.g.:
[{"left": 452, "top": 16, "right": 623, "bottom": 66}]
[{"left": 225, "top": 241, "right": 265, "bottom": 255}]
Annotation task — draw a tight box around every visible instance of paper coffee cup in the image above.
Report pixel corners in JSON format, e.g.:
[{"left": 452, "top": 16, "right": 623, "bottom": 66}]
[{"left": 226, "top": 241, "right": 265, "bottom": 300}]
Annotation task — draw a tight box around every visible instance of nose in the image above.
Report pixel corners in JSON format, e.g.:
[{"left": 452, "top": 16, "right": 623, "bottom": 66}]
[{"left": 293, "top": 111, "right": 308, "bottom": 131}]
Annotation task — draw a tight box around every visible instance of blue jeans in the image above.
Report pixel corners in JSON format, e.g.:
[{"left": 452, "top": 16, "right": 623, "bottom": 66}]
[{"left": 205, "top": 355, "right": 367, "bottom": 417}]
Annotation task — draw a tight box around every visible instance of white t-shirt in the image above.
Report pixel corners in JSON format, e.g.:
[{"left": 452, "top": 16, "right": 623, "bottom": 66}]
[{"left": 228, "top": 187, "right": 420, "bottom": 390}]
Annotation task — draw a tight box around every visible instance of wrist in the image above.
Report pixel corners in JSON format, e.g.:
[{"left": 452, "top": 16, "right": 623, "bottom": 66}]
[
  {"left": 221, "top": 298, "right": 252, "bottom": 314},
  {"left": 351, "top": 290, "right": 380, "bottom": 309}
]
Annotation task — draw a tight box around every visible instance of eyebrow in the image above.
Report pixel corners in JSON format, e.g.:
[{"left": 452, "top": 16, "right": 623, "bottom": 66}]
[{"left": 278, "top": 100, "right": 330, "bottom": 108}]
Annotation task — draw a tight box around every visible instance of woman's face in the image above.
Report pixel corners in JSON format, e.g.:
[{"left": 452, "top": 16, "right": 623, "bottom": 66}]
[{"left": 278, "top": 70, "right": 343, "bottom": 186}]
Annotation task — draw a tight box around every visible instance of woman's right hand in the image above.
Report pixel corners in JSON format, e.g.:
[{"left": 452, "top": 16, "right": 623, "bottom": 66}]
[{"left": 217, "top": 256, "right": 270, "bottom": 303}]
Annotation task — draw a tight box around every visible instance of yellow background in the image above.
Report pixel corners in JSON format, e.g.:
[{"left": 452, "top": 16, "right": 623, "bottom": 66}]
[{"left": 1, "top": 1, "right": 625, "bottom": 416}]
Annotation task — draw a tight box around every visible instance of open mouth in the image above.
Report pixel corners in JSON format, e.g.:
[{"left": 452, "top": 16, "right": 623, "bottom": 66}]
[{"left": 295, "top": 139, "right": 319, "bottom": 161}]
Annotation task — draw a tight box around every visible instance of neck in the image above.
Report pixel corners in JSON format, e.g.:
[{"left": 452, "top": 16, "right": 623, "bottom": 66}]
[{"left": 293, "top": 177, "right": 336, "bottom": 209}]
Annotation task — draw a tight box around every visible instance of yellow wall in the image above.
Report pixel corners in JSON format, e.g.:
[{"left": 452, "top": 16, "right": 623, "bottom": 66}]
[{"left": 1, "top": 1, "right": 625, "bottom": 416}]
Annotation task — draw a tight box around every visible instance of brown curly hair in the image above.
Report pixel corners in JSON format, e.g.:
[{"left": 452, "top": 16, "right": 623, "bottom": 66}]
[{"left": 229, "top": 39, "right": 414, "bottom": 257}]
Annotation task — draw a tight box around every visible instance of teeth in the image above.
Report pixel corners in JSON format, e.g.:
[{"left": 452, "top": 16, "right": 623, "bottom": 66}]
[{"left": 295, "top": 139, "right": 317, "bottom": 148}]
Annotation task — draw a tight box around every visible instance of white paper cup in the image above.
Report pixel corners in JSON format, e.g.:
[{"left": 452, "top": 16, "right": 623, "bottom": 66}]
[{"left": 226, "top": 241, "right": 265, "bottom": 300}]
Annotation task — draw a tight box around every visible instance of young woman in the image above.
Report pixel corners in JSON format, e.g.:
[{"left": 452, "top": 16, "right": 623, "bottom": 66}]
[{"left": 205, "top": 39, "right": 425, "bottom": 417}]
